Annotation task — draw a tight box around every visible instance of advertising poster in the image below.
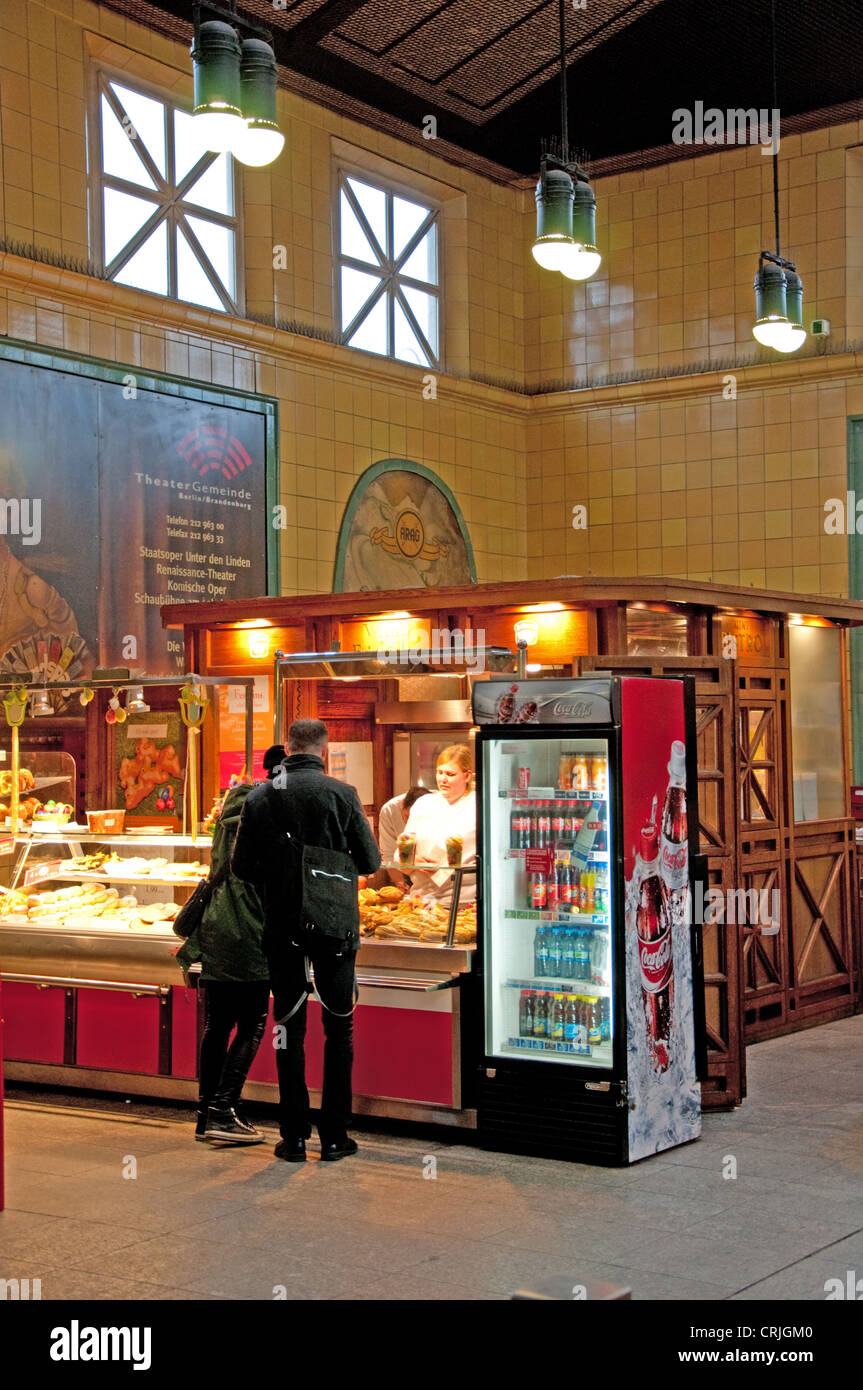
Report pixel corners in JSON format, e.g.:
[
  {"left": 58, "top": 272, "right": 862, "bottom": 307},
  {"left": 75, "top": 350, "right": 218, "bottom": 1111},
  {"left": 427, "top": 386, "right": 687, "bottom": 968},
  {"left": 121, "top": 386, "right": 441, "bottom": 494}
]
[
  {"left": 113, "top": 712, "right": 184, "bottom": 821},
  {"left": 216, "top": 677, "right": 271, "bottom": 787},
  {"left": 0, "top": 359, "right": 99, "bottom": 706},
  {"left": 0, "top": 348, "right": 274, "bottom": 681},
  {"left": 620, "top": 677, "right": 700, "bottom": 1162}
]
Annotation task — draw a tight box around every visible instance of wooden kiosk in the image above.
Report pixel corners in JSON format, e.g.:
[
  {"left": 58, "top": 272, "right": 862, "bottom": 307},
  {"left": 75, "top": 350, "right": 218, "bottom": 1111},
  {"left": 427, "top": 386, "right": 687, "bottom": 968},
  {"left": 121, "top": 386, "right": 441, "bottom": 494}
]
[{"left": 164, "top": 575, "right": 863, "bottom": 1113}]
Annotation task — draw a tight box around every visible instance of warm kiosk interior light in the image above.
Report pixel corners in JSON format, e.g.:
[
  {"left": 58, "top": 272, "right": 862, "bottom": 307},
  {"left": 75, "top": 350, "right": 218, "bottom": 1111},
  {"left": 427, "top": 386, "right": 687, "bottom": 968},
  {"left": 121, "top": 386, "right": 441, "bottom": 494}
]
[
  {"left": 248, "top": 632, "right": 270, "bottom": 658},
  {"left": 513, "top": 618, "right": 539, "bottom": 646}
]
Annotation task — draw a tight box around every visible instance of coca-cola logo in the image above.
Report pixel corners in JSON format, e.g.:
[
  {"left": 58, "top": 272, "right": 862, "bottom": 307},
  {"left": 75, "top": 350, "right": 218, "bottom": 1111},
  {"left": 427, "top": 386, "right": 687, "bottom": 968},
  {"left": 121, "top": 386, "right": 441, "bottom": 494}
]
[
  {"left": 551, "top": 700, "right": 595, "bottom": 719},
  {"left": 662, "top": 845, "right": 688, "bottom": 871},
  {"left": 637, "top": 927, "right": 673, "bottom": 992}
]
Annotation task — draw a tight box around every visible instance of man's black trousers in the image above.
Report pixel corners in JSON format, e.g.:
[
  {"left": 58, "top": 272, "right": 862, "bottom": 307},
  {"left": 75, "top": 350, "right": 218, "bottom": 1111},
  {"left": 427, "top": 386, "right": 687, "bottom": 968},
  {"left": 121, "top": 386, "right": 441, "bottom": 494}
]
[{"left": 270, "top": 945, "right": 357, "bottom": 1143}]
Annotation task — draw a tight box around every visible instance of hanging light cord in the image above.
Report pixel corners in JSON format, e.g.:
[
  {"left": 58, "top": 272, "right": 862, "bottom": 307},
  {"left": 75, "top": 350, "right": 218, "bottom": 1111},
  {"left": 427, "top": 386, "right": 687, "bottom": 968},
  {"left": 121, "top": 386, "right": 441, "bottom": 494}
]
[
  {"left": 559, "top": 0, "right": 569, "bottom": 166},
  {"left": 771, "top": 0, "right": 780, "bottom": 258}
]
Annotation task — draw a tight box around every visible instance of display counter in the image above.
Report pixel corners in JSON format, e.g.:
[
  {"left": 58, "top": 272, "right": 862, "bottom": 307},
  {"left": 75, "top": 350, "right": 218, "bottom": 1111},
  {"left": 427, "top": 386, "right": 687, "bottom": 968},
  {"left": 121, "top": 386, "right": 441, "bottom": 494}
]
[{"left": 0, "top": 830, "right": 477, "bottom": 1126}]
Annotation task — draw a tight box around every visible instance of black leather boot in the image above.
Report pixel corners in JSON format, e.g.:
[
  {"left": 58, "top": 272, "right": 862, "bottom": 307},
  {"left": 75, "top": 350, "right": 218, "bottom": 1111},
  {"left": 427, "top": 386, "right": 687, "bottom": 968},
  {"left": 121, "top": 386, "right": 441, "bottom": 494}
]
[
  {"left": 204, "top": 1105, "right": 263, "bottom": 1143},
  {"left": 195, "top": 1094, "right": 211, "bottom": 1142}
]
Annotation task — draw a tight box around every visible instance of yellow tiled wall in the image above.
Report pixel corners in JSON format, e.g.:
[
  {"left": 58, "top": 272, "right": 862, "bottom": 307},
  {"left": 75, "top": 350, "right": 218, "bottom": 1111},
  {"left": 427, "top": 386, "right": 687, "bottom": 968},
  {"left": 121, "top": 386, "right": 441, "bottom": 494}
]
[
  {"left": 527, "top": 131, "right": 857, "bottom": 388},
  {"left": 1, "top": 0, "right": 861, "bottom": 600},
  {"left": 527, "top": 363, "right": 861, "bottom": 592}
]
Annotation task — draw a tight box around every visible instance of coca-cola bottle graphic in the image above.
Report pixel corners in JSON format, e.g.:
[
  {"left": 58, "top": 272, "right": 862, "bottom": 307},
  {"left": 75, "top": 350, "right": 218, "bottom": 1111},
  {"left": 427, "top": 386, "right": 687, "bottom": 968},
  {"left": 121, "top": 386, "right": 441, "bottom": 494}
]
[
  {"left": 636, "top": 823, "right": 674, "bottom": 1072},
  {"left": 660, "top": 740, "right": 688, "bottom": 929}
]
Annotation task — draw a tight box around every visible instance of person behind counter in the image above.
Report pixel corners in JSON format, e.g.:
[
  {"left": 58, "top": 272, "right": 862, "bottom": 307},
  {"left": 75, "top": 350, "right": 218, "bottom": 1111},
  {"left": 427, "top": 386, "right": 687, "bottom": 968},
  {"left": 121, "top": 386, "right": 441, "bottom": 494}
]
[
  {"left": 368, "top": 784, "right": 431, "bottom": 890},
  {"left": 402, "top": 744, "right": 476, "bottom": 906}
]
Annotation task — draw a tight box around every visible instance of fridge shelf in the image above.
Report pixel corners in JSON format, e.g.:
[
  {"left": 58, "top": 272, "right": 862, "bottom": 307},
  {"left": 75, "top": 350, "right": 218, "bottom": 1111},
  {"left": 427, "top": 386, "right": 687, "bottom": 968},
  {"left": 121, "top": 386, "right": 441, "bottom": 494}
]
[
  {"left": 503, "top": 1037, "right": 594, "bottom": 1057},
  {"left": 503, "top": 909, "right": 608, "bottom": 927},
  {"left": 505, "top": 977, "right": 611, "bottom": 996},
  {"left": 506, "top": 848, "right": 608, "bottom": 862},
  {"left": 498, "top": 790, "right": 606, "bottom": 801}
]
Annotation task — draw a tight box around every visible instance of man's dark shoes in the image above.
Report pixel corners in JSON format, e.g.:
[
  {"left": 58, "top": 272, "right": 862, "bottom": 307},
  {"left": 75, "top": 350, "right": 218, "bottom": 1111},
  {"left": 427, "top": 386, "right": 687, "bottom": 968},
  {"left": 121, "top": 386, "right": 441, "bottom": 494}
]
[
  {"left": 320, "top": 1135, "right": 358, "bottom": 1162},
  {"left": 203, "top": 1106, "right": 263, "bottom": 1144},
  {"left": 274, "top": 1138, "right": 307, "bottom": 1162}
]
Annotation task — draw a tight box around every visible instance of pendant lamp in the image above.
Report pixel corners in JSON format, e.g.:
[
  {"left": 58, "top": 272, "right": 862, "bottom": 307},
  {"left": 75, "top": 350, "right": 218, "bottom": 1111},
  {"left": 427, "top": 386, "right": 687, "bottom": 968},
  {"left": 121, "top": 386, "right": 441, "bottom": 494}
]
[
  {"left": 531, "top": 0, "right": 601, "bottom": 283},
  {"left": 751, "top": 0, "right": 806, "bottom": 353},
  {"left": 191, "top": 3, "right": 284, "bottom": 167}
]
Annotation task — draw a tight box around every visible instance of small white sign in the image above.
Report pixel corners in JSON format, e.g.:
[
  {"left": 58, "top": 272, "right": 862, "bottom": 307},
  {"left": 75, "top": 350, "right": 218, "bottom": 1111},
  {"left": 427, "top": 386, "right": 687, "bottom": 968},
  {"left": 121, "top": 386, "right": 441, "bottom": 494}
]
[
  {"left": 127, "top": 723, "right": 168, "bottom": 741},
  {"left": 227, "top": 677, "right": 269, "bottom": 714}
]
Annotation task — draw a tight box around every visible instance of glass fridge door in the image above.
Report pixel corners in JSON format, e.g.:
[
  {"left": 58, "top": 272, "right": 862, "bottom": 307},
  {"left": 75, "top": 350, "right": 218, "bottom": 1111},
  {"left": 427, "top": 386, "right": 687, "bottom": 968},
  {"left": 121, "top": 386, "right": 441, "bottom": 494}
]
[{"left": 482, "top": 733, "right": 614, "bottom": 1068}]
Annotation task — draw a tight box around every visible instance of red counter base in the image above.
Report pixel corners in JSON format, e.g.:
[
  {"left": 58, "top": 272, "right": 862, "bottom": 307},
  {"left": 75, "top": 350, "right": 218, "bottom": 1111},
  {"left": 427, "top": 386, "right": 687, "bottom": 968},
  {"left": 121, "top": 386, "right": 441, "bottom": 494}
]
[
  {"left": 248, "top": 1000, "right": 454, "bottom": 1107},
  {"left": 2, "top": 980, "right": 468, "bottom": 1125}
]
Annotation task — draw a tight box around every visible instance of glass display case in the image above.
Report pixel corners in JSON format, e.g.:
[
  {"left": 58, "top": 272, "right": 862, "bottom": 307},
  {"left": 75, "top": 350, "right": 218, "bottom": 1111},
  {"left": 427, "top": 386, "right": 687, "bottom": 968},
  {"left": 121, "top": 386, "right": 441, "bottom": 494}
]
[
  {"left": 0, "top": 750, "right": 76, "bottom": 827},
  {"left": 0, "top": 830, "right": 210, "bottom": 934},
  {"left": 480, "top": 734, "right": 615, "bottom": 1068}
]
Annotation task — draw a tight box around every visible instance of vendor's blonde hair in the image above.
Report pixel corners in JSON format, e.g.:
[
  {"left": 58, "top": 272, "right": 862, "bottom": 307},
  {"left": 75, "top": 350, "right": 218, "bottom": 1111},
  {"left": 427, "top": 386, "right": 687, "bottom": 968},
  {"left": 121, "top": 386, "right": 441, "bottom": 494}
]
[{"left": 436, "top": 743, "right": 474, "bottom": 789}]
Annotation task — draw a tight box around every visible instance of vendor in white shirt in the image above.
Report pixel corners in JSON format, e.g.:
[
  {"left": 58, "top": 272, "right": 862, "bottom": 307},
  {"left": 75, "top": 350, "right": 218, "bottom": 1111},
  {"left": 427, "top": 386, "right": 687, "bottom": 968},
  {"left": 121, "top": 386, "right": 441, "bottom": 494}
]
[
  {"left": 403, "top": 744, "right": 476, "bottom": 906},
  {"left": 368, "top": 785, "right": 431, "bottom": 890}
]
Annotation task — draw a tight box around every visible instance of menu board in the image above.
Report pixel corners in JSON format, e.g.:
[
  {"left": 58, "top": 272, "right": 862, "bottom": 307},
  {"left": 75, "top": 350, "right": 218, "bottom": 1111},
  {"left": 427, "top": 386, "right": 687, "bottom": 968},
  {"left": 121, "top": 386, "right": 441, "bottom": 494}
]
[{"left": 0, "top": 347, "right": 275, "bottom": 680}]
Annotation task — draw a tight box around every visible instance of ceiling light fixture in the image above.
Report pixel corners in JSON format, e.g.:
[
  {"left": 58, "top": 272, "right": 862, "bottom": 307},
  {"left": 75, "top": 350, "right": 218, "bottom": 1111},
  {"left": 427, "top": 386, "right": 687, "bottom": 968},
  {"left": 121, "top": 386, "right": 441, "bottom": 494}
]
[
  {"left": 532, "top": 0, "right": 601, "bottom": 283},
  {"left": 752, "top": 0, "right": 806, "bottom": 354},
  {"left": 191, "top": 3, "right": 284, "bottom": 166},
  {"left": 126, "top": 686, "right": 151, "bottom": 715}
]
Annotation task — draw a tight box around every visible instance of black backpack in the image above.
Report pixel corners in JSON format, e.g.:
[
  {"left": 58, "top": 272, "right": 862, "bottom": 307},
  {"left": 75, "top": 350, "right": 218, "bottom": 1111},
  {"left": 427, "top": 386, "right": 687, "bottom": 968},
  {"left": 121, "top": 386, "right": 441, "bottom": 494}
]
[{"left": 261, "top": 782, "right": 360, "bottom": 954}]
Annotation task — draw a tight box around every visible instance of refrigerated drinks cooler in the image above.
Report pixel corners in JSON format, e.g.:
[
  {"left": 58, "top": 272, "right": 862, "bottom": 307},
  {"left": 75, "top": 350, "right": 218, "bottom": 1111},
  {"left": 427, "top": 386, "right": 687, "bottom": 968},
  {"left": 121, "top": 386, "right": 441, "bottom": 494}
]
[{"left": 472, "top": 676, "right": 706, "bottom": 1165}]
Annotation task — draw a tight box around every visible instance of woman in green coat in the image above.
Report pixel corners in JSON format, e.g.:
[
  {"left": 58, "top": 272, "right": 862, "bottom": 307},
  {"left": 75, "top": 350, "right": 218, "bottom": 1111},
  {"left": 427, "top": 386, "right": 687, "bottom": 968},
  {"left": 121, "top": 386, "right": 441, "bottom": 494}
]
[{"left": 177, "top": 781, "right": 270, "bottom": 1145}]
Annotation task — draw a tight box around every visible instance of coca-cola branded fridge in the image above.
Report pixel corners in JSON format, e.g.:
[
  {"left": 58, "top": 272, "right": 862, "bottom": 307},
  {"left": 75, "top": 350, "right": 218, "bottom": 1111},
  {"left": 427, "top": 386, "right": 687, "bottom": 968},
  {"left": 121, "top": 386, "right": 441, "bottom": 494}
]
[{"left": 472, "top": 675, "right": 706, "bottom": 1165}]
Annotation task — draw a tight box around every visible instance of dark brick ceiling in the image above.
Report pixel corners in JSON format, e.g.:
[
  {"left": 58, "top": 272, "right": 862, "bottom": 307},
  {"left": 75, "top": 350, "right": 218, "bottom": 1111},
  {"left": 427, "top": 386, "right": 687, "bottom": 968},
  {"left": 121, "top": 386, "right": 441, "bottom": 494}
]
[{"left": 108, "top": 0, "right": 863, "bottom": 180}]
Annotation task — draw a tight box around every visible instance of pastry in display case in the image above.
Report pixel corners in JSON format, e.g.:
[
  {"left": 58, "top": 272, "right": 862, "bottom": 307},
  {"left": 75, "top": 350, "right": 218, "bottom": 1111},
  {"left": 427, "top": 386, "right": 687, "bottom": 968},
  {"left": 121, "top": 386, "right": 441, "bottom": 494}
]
[
  {"left": 0, "top": 750, "right": 76, "bottom": 826},
  {"left": 0, "top": 829, "right": 210, "bottom": 936}
]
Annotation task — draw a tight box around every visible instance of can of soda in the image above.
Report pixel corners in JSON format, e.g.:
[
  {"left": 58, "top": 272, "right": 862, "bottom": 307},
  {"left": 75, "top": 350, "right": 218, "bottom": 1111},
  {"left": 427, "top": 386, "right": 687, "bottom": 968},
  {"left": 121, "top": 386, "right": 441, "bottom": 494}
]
[{"left": 517, "top": 766, "right": 531, "bottom": 791}]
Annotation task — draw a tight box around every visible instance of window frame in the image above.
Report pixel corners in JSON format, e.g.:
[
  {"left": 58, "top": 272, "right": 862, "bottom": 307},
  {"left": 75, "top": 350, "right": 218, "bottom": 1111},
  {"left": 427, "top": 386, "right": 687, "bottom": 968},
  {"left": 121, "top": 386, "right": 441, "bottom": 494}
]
[
  {"left": 334, "top": 166, "right": 442, "bottom": 369},
  {"left": 87, "top": 66, "right": 244, "bottom": 315}
]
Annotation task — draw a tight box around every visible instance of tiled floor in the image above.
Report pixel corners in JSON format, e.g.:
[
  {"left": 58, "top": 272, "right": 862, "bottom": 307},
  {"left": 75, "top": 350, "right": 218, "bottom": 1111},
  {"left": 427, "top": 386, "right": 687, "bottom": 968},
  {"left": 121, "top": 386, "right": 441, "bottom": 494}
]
[{"left": 2, "top": 1015, "right": 862, "bottom": 1301}]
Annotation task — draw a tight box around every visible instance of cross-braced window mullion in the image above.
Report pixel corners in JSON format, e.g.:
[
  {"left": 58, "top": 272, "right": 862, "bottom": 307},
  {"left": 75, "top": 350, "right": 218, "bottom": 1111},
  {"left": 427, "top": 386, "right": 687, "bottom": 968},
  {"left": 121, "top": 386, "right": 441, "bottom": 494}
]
[
  {"left": 337, "top": 170, "right": 440, "bottom": 368},
  {"left": 95, "top": 71, "right": 238, "bottom": 314}
]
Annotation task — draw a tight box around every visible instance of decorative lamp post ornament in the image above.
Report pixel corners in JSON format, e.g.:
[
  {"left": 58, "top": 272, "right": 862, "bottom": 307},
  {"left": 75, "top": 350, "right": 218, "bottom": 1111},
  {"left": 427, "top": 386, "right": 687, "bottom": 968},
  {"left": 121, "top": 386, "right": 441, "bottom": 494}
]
[
  {"left": 179, "top": 683, "right": 209, "bottom": 843},
  {"left": 3, "top": 687, "right": 29, "bottom": 835},
  {"left": 107, "top": 689, "right": 127, "bottom": 725}
]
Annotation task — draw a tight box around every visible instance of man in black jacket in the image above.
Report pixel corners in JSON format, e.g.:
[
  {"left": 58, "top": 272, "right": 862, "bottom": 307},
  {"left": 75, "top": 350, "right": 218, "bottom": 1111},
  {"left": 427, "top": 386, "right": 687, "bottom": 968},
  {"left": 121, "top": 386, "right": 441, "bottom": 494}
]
[{"left": 232, "top": 719, "right": 381, "bottom": 1162}]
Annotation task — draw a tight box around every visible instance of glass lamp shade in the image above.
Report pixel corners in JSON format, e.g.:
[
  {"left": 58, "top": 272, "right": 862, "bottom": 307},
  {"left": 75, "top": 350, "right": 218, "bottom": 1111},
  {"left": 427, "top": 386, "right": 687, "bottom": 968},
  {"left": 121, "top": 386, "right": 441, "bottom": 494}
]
[
  {"left": 232, "top": 38, "right": 284, "bottom": 166},
  {"left": 30, "top": 688, "right": 53, "bottom": 717},
  {"left": 777, "top": 271, "right": 807, "bottom": 352},
  {"left": 753, "top": 260, "right": 793, "bottom": 349},
  {"left": 559, "top": 180, "right": 601, "bottom": 280},
  {"left": 126, "top": 686, "right": 151, "bottom": 715},
  {"left": 191, "top": 19, "right": 244, "bottom": 152},
  {"left": 533, "top": 167, "right": 575, "bottom": 272},
  {"left": 193, "top": 109, "right": 246, "bottom": 153},
  {"left": 753, "top": 316, "right": 793, "bottom": 348},
  {"left": 532, "top": 235, "right": 578, "bottom": 271},
  {"left": 232, "top": 120, "right": 285, "bottom": 167},
  {"left": 558, "top": 243, "right": 602, "bottom": 281}
]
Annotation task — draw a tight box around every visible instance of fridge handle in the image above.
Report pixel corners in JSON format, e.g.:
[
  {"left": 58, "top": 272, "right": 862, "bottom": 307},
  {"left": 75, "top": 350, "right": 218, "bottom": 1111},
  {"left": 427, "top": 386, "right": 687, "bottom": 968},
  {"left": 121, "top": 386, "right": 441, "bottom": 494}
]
[{"left": 689, "top": 852, "right": 709, "bottom": 1083}]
